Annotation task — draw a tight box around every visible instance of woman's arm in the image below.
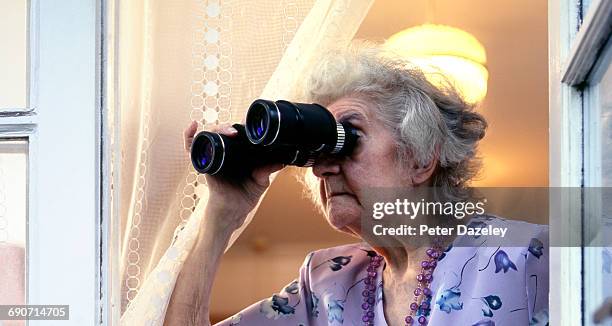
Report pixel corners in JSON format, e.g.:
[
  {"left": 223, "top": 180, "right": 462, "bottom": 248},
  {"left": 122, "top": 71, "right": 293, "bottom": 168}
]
[
  {"left": 163, "top": 121, "right": 284, "bottom": 325},
  {"left": 163, "top": 204, "right": 237, "bottom": 326}
]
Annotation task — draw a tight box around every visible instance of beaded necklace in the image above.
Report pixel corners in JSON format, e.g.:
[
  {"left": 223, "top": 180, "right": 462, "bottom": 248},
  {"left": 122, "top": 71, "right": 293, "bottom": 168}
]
[{"left": 361, "top": 246, "right": 443, "bottom": 326}]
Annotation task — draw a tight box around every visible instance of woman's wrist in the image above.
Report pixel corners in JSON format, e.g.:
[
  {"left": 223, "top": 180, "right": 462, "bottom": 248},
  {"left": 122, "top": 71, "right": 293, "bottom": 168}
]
[{"left": 203, "top": 198, "right": 250, "bottom": 232}]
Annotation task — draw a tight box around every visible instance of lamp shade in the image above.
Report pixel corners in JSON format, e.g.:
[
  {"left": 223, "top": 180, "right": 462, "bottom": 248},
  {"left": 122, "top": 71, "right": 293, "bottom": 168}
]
[{"left": 384, "top": 24, "right": 488, "bottom": 104}]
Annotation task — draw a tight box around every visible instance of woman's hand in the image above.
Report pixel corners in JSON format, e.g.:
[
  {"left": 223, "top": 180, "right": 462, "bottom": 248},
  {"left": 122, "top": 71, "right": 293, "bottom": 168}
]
[{"left": 184, "top": 121, "right": 284, "bottom": 231}]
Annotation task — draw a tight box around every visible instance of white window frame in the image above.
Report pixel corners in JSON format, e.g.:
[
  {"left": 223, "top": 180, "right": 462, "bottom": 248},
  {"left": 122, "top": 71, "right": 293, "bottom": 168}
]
[
  {"left": 102, "top": 0, "right": 119, "bottom": 324},
  {"left": 549, "top": 0, "right": 612, "bottom": 324},
  {"left": 0, "top": 0, "right": 108, "bottom": 325}
]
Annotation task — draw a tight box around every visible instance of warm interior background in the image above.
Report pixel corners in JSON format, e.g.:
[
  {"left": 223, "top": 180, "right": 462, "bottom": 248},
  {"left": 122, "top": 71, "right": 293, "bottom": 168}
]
[{"left": 210, "top": 0, "right": 549, "bottom": 321}]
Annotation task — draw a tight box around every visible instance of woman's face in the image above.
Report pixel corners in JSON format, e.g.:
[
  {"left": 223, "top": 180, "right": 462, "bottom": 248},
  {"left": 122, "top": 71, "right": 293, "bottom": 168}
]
[{"left": 312, "top": 96, "right": 418, "bottom": 236}]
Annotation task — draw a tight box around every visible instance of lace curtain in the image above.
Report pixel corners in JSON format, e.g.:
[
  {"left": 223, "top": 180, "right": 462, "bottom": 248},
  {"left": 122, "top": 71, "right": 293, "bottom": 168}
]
[{"left": 114, "top": 0, "right": 374, "bottom": 324}]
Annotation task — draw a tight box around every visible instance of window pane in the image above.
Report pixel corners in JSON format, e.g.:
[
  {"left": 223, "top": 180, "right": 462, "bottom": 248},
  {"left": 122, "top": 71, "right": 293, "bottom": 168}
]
[
  {"left": 0, "top": 0, "right": 28, "bottom": 109},
  {"left": 580, "top": 0, "right": 593, "bottom": 24},
  {"left": 597, "top": 50, "right": 612, "bottom": 308},
  {"left": 600, "top": 57, "right": 612, "bottom": 185},
  {"left": 584, "top": 38, "right": 612, "bottom": 324},
  {"left": 0, "top": 139, "right": 27, "bottom": 312}
]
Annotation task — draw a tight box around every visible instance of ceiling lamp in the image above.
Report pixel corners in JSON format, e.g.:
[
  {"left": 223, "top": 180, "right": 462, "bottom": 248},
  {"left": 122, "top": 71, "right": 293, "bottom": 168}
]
[{"left": 384, "top": 24, "right": 488, "bottom": 104}]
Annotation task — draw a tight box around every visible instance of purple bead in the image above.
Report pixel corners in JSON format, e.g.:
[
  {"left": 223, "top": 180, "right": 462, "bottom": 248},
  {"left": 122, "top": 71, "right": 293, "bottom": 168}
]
[
  {"left": 429, "top": 261, "right": 437, "bottom": 269},
  {"left": 431, "top": 251, "right": 439, "bottom": 259},
  {"left": 421, "top": 260, "right": 429, "bottom": 268},
  {"left": 410, "top": 302, "right": 418, "bottom": 310},
  {"left": 362, "top": 315, "right": 371, "bottom": 322},
  {"left": 418, "top": 316, "right": 427, "bottom": 325},
  {"left": 368, "top": 271, "right": 377, "bottom": 277},
  {"left": 416, "top": 274, "right": 424, "bottom": 282},
  {"left": 362, "top": 290, "right": 370, "bottom": 297},
  {"left": 423, "top": 288, "right": 432, "bottom": 296},
  {"left": 361, "top": 302, "right": 370, "bottom": 310},
  {"left": 426, "top": 248, "right": 433, "bottom": 256},
  {"left": 367, "top": 284, "right": 376, "bottom": 291},
  {"left": 413, "top": 288, "right": 421, "bottom": 296},
  {"left": 421, "top": 302, "right": 430, "bottom": 309},
  {"left": 372, "top": 261, "right": 380, "bottom": 267},
  {"left": 367, "top": 297, "right": 375, "bottom": 304},
  {"left": 424, "top": 274, "right": 432, "bottom": 281},
  {"left": 367, "top": 266, "right": 375, "bottom": 272},
  {"left": 374, "top": 255, "right": 383, "bottom": 261},
  {"left": 367, "top": 311, "right": 374, "bottom": 318},
  {"left": 364, "top": 278, "right": 371, "bottom": 285},
  {"left": 405, "top": 316, "right": 414, "bottom": 324}
]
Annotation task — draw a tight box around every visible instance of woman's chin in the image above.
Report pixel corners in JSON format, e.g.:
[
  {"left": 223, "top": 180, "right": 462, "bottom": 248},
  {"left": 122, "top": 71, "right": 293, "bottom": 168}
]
[{"left": 325, "top": 196, "right": 361, "bottom": 231}]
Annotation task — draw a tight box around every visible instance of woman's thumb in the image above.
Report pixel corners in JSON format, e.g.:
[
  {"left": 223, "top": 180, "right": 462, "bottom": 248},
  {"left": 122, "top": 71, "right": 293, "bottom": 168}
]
[{"left": 251, "top": 164, "right": 284, "bottom": 188}]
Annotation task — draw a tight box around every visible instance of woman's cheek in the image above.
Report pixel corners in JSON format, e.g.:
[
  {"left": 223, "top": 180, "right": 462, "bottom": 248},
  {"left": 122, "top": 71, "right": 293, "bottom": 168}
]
[{"left": 347, "top": 161, "right": 376, "bottom": 185}]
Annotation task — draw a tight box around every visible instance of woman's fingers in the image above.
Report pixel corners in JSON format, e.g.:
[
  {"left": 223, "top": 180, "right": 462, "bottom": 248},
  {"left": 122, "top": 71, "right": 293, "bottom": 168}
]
[
  {"left": 184, "top": 122, "right": 241, "bottom": 153},
  {"left": 184, "top": 121, "right": 198, "bottom": 152},
  {"left": 211, "top": 124, "right": 238, "bottom": 137}
]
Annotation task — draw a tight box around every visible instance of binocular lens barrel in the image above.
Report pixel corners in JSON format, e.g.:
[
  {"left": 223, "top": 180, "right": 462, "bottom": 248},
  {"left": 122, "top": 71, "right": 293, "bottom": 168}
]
[
  {"left": 190, "top": 124, "right": 319, "bottom": 177},
  {"left": 246, "top": 101, "right": 276, "bottom": 144},
  {"left": 246, "top": 100, "right": 344, "bottom": 152},
  {"left": 191, "top": 99, "right": 359, "bottom": 177},
  {"left": 191, "top": 132, "right": 219, "bottom": 174}
]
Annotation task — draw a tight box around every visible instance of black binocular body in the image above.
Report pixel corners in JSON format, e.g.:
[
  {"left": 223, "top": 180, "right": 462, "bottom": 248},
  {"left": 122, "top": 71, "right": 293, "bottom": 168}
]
[{"left": 190, "top": 99, "right": 359, "bottom": 178}]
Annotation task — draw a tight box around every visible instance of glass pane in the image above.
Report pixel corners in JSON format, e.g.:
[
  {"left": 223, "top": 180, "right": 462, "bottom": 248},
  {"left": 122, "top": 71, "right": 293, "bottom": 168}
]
[
  {"left": 600, "top": 57, "right": 612, "bottom": 186},
  {"left": 0, "top": 139, "right": 28, "bottom": 313},
  {"left": 580, "top": 0, "right": 593, "bottom": 25},
  {"left": 0, "top": 0, "right": 28, "bottom": 109},
  {"left": 597, "top": 42, "right": 612, "bottom": 309},
  {"left": 584, "top": 39, "right": 612, "bottom": 324}
]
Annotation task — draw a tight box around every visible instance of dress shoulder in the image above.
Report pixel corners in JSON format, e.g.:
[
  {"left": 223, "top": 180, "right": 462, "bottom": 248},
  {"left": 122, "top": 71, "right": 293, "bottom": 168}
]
[
  {"left": 305, "top": 241, "right": 374, "bottom": 286},
  {"left": 215, "top": 242, "right": 377, "bottom": 326}
]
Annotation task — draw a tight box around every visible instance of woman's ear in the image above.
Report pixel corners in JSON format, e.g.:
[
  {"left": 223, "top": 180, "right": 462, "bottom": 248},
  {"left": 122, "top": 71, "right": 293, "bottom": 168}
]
[{"left": 410, "top": 145, "right": 441, "bottom": 186}]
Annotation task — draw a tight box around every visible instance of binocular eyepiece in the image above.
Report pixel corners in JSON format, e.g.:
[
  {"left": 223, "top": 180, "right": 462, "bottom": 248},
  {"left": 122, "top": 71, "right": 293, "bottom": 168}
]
[{"left": 190, "top": 99, "right": 359, "bottom": 178}]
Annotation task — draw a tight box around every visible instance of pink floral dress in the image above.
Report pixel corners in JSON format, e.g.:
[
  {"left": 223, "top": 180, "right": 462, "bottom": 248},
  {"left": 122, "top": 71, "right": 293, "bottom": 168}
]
[{"left": 215, "top": 215, "right": 549, "bottom": 326}]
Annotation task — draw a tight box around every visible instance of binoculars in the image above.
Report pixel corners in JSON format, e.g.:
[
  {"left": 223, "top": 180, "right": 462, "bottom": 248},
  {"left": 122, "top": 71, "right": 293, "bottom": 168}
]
[{"left": 190, "top": 99, "right": 359, "bottom": 178}]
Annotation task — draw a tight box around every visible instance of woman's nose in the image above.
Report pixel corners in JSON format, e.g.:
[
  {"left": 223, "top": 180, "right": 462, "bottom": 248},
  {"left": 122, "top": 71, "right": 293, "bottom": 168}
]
[{"left": 312, "top": 155, "right": 341, "bottom": 177}]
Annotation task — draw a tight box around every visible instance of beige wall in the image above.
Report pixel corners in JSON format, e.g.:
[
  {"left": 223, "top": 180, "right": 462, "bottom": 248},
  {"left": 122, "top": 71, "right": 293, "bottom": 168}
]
[
  {"left": 352, "top": 0, "right": 549, "bottom": 187},
  {"left": 0, "top": 0, "right": 28, "bottom": 108},
  {"left": 211, "top": 0, "right": 549, "bottom": 321}
]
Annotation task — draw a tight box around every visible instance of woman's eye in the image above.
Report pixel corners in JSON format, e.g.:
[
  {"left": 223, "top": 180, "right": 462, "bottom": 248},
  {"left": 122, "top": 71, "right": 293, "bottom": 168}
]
[
  {"left": 353, "top": 130, "right": 364, "bottom": 147},
  {"left": 355, "top": 130, "right": 364, "bottom": 140}
]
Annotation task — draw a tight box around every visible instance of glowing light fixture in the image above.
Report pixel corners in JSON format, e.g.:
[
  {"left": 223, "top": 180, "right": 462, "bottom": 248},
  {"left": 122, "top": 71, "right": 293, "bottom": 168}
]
[{"left": 384, "top": 24, "right": 488, "bottom": 104}]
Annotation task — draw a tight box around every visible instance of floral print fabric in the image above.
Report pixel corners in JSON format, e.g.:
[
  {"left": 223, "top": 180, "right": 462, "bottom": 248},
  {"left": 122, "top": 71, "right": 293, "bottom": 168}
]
[{"left": 216, "top": 216, "right": 549, "bottom": 325}]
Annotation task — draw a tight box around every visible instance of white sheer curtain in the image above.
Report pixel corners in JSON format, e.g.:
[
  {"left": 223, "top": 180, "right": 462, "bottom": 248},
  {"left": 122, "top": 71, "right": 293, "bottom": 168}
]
[{"left": 114, "top": 0, "right": 373, "bottom": 324}]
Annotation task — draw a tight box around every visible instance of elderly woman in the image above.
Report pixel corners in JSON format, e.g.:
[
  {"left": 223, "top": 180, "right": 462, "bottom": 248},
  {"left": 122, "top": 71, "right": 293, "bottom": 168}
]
[{"left": 167, "top": 44, "right": 549, "bottom": 326}]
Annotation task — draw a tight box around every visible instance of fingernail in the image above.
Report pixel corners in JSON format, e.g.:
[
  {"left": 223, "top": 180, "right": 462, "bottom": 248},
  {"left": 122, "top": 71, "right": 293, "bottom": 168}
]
[{"left": 227, "top": 127, "right": 238, "bottom": 134}]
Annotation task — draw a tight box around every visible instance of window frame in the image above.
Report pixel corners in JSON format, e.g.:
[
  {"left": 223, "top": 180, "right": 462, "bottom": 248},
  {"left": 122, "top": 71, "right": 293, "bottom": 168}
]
[
  {"left": 0, "top": 0, "right": 109, "bottom": 325},
  {"left": 549, "top": 0, "right": 612, "bottom": 324}
]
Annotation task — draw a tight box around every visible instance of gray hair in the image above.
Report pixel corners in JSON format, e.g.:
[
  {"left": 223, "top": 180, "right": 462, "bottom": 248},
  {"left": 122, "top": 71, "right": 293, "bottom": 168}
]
[{"left": 298, "top": 42, "right": 487, "bottom": 204}]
